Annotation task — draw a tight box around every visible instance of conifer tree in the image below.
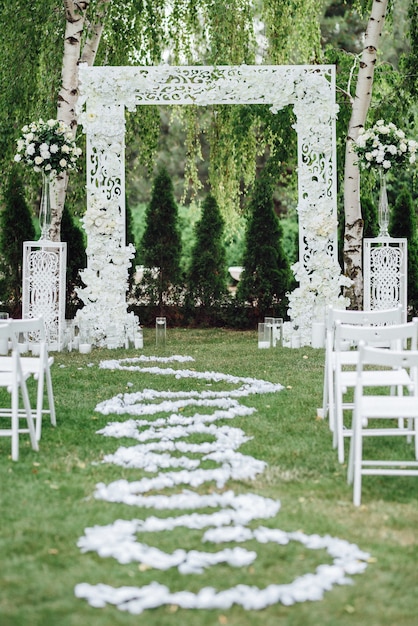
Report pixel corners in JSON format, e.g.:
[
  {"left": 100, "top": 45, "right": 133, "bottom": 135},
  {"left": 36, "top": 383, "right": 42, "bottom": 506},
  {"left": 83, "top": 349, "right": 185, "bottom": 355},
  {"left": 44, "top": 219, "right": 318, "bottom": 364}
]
[
  {"left": 60, "top": 205, "right": 86, "bottom": 318},
  {"left": 236, "top": 172, "right": 292, "bottom": 320},
  {"left": 125, "top": 195, "right": 139, "bottom": 295},
  {"left": 139, "top": 167, "right": 182, "bottom": 309},
  {"left": 0, "top": 167, "right": 35, "bottom": 314},
  {"left": 361, "top": 194, "right": 379, "bottom": 238},
  {"left": 187, "top": 194, "right": 229, "bottom": 309},
  {"left": 389, "top": 186, "right": 418, "bottom": 315}
]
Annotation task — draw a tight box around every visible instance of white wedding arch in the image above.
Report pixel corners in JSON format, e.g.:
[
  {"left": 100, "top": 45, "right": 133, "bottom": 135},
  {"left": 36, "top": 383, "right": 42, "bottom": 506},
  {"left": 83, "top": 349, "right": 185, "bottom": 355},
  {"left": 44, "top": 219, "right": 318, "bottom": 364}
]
[{"left": 76, "top": 64, "right": 350, "bottom": 347}]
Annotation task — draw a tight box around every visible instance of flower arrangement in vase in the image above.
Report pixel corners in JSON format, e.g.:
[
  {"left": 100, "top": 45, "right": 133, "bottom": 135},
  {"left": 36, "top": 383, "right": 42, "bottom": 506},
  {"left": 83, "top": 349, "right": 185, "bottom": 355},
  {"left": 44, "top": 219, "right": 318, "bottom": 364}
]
[
  {"left": 353, "top": 120, "right": 418, "bottom": 237},
  {"left": 14, "top": 118, "right": 82, "bottom": 239}
]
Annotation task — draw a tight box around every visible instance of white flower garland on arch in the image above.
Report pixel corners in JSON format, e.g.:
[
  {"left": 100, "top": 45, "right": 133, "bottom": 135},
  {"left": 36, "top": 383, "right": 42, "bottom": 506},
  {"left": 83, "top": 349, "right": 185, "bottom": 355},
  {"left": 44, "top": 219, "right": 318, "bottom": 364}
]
[
  {"left": 74, "top": 355, "right": 369, "bottom": 614},
  {"left": 76, "top": 65, "right": 350, "bottom": 347}
]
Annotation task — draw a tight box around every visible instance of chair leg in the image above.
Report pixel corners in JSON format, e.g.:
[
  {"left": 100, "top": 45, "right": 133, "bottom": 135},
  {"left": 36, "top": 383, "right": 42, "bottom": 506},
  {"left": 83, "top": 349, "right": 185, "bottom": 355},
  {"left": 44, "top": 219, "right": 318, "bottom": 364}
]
[
  {"left": 45, "top": 367, "right": 56, "bottom": 427},
  {"left": 21, "top": 377, "right": 38, "bottom": 454},
  {"left": 352, "top": 411, "right": 363, "bottom": 507},
  {"left": 11, "top": 382, "right": 19, "bottom": 462},
  {"left": 322, "top": 352, "right": 329, "bottom": 420},
  {"left": 328, "top": 363, "right": 335, "bottom": 432},
  {"left": 11, "top": 375, "right": 38, "bottom": 461},
  {"left": 35, "top": 372, "right": 44, "bottom": 441},
  {"left": 333, "top": 379, "right": 345, "bottom": 464}
]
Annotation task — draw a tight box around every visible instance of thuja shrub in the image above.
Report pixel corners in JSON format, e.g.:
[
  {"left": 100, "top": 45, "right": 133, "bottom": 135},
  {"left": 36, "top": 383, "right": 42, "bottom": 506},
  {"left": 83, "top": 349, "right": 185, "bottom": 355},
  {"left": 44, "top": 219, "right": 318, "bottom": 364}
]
[
  {"left": 236, "top": 173, "right": 292, "bottom": 324},
  {"left": 361, "top": 194, "right": 379, "bottom": 238},
  {"left": 390, "top": 186, "right": 418, "bottom": 316},
  {"left": 0, "top": 167, "right": 35, "bottom": 314},
  {"left": 60, "top": 205, "right": 86, "bottom": 319},
  {"left": 125, "top": 194, "right": 139, "bottom": 296},
  {"left": 137, "top": 167, "right": 183, "bottom": 312},
  {"left": 185, "top": 194, "right": 230, "bottom": 321}
]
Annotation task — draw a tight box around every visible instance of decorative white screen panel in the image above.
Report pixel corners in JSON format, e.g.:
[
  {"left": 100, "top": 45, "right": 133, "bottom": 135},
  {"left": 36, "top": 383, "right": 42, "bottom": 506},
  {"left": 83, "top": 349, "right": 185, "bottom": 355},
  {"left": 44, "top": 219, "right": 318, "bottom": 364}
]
[
  {"left": 22, "top": 241, "right": 67, "bottom": 351},
  {"left": 364, "top": 238, "right": 407, "bottom": 321}
]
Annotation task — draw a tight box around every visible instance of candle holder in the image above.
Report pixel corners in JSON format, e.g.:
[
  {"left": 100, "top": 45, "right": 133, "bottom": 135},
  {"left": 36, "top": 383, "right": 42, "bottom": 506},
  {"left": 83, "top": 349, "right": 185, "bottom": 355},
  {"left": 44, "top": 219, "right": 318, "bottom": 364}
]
[
  {"left": 264, "top": 317, "right": 274, "bottom": 347},
  {"left": 106, "top": 325, "right": 119, "bottom": 350},
  {"left": 156, "top": 317, "right": 166, "bottom": 347},
  {"left": 258, "top": 323, "right": 270, "bottom": 349},
  {"left": 134, "top": 326, "right": 144, "bottom": 349},
  {"left": 79, "top": 325, "right": 92, "bottom": 354},
  {"left": 272, "top": 318, "right": 283, "bottom": 347},
  {"left": 17, "top": 331, "right": 29, "bottom": 354}
]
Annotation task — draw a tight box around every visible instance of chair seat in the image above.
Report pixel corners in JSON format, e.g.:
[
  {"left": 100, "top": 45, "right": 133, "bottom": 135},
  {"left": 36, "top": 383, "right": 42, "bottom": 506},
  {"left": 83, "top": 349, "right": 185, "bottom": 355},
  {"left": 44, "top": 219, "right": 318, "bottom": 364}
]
[
  {"left": 339, "top": 368, "right": 412, "bottom": 388},
  {"left": 359, "top": 395, "right": 418, "bottom": 418},
  {"left": 0, "top": 355, "right": 54, "bottom": 375}
]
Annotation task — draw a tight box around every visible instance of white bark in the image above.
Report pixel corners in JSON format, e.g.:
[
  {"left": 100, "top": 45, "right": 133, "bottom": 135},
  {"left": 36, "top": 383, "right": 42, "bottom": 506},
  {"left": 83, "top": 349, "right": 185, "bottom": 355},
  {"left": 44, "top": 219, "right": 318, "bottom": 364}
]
[
  {"left": 50, "top": 0, "right": 110, "bottom": 241},
  {"left": 343, "top": 0, "right": 389, "bottom": 308}
]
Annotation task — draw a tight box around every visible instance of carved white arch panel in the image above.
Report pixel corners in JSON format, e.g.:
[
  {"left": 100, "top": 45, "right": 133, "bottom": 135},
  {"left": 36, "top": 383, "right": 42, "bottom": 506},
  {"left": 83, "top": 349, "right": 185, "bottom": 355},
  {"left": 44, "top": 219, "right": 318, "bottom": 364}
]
[{"left": 77, "top": 64, "right": 347, "bottom": 347}]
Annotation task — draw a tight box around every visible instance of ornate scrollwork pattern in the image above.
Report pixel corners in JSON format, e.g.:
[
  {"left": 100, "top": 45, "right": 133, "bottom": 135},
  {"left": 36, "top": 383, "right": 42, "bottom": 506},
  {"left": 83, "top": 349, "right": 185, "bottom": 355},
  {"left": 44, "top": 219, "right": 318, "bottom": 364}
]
[
  {"left": 24, "top": 246, "right": 65, "bottom": 348},
  {"left": 77, "top": 64, "right": 346, "bottom": 346},
  {"left": 369, "top": 246, "right": 403, "bottom": 310}
]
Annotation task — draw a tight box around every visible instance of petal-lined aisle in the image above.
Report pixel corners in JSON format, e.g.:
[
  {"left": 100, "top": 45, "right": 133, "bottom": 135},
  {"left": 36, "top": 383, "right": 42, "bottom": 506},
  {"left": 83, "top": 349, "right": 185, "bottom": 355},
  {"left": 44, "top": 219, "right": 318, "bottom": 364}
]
[{"left": 75, "top": 355, "right": 369, "bottom": 614}]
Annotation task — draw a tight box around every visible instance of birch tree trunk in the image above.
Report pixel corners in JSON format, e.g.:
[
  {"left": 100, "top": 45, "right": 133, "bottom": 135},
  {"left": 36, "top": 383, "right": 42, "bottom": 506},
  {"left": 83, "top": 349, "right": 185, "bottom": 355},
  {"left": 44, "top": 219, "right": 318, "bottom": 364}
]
[
  {"left": 343, "top": 0, "right": 389, "bottom": 309},
  {"left": 50, "top": 0, "right": 110, "bottom": 242}
]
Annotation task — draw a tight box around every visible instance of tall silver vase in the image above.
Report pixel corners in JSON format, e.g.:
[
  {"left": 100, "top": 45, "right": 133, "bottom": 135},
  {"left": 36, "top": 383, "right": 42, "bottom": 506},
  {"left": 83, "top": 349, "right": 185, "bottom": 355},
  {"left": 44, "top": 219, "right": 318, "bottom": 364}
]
[
  {"left": 378, "top": 170, "right": 390, "bottom": 238},
  {"left": 39, "top": 172, "right": 52, "bottom": 240}
]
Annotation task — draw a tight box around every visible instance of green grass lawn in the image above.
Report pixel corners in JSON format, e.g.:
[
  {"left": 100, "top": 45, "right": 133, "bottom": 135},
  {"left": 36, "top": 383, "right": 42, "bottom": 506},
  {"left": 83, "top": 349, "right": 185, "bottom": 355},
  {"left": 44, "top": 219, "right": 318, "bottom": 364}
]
[{"left": 1, "top": 328, "right": 417, "bottom": 626}]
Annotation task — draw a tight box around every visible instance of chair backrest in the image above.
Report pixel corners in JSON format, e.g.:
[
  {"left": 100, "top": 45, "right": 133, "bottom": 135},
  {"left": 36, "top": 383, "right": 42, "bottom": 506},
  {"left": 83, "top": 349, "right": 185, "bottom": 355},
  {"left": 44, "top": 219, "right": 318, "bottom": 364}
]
[
  {"left": 357, "top": 343, "right": 418, "bottom": 393},
  {"left": 326, "top": 305, "right": 403, "bottom": 333},
  {"left": 0, "top": 322, "right": 23, "bottom": 380},
  {"left": 8, "top": 317, "right": 47, "bottom": 345},
  {"left": 334, "top": 318, "right": 418, "bottom": 353},
  {"left": 0, "top": 323, "right": 10, "bottom": 343},
  {"left": 0, "top": 322, "right": 20, "bottom": 350}
]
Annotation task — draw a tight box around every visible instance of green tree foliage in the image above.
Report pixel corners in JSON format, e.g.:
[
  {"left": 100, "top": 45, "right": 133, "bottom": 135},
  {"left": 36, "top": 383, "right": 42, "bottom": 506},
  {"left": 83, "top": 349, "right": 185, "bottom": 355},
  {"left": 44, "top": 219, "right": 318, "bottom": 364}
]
[
  {"left": 0, "top": 0, "right": 325, "bottom": 219},
  {"left": 389, "top": 186, "right": 418, "bottom": 316},
  {"left": 186, "top": 194, "right": 229, "bottom": 308},
  {"left": 236, "top": 172, "right": 292, "bottom": 321},
  {"left": 0, "top": 167, "right": 36, "bottom": 314},
  {"left": 361, "top": 194, "right": 379, "bottom": 238},
  {"left": 125, "top": 194, "right": 139, "bottom": 294},
  {"left": 60, "top": 205, "right": 86, "bottom": 319},
  {"left": 139, "top": 167, "right": 182, "bottom": 309}
]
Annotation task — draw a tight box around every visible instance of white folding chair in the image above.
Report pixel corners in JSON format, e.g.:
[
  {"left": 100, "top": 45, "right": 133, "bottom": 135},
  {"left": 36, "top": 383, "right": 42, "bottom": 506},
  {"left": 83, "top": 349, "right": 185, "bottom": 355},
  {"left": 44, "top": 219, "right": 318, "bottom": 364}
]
[
  {"left": 333, "top": 319, "right": 418, "bottom": 464},
  {"left": 0, "top": 317, "right": 56, "bottom": 441},
  {"left": 348, "top": 343, "right": 418, "bottom": 506},
  {"left": 0, "top": 323, "right": 39, "bottom": 461},
  {"left": 322, "top": 305, "right": 403, "bottom": 431}
]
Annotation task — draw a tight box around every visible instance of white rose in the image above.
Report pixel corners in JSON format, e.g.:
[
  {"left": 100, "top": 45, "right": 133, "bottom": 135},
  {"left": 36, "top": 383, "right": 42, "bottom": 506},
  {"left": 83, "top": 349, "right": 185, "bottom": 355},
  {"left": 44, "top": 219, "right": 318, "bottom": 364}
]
[
  {"left": 59, "top": 158, "right": 67, "bottom": 168},
  {"left": 383, "top": 160, "right": 391, "bottom": 169},
  {"left": 34, "top": 156, "right": 43, "bottom": 165}
]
